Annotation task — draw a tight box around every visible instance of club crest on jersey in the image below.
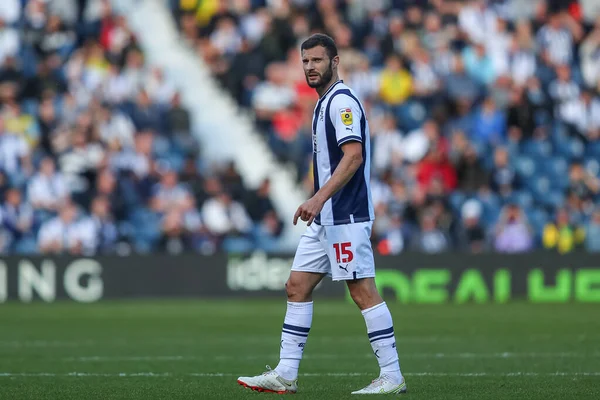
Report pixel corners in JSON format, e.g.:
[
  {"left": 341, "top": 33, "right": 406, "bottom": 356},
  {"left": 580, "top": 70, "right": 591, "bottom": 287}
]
[{"left": 340, "top": 108, "right": 353, "bottom": 125}]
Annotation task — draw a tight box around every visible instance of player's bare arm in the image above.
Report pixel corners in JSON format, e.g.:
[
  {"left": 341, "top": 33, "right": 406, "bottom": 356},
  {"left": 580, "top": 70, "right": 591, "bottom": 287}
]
[{"left": 293, "top": 141, "right": 363, "bottom": 226}]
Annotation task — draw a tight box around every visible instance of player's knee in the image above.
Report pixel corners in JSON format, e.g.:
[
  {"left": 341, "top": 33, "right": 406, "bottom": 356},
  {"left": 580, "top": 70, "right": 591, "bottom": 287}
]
[
  {"left": 285, "top": 278, "right": 311, "bottom": 302},
  {"left": 348, "top": 282, "right": 382, "bottom": 310}
]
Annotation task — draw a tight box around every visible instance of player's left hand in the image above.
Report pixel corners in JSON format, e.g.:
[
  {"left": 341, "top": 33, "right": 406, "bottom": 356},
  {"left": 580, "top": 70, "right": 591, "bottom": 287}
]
[{"left": 293, "top": 196, "right": 325, "bottom": 226}]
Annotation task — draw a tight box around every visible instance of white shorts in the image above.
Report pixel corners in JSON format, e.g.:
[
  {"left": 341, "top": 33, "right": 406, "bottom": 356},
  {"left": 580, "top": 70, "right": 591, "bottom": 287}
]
[{"left": 291, "top": 221, "right": 375, "bottom": 281}]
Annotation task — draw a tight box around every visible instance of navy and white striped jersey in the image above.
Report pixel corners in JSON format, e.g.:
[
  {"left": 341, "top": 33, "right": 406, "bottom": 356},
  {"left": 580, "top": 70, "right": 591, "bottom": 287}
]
[
  {"left": 536, "top": 26, "right": 573, "bottom": 66},
  {"left": 311, "top": 80, "right": 374, "bottom": 226}
]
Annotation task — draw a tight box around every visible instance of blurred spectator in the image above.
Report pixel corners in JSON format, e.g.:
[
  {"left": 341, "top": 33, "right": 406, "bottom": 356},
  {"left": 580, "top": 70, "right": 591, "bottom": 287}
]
[
  {"left": 416, "top": 143, "right": 456, "bottom": 193},
  {"left": 410, "top": 212, "right": 450, "bottom": 254},
  {"left": 0, "top": 14, "right": 20, "bottom": 66},
  {"left": 445, "top": 55, "right": 482, "bottom": 102},
  {"left": 372, "top": 113, "right": 403, "bottom": 174},
  {"left": 548, "top": 64, "right": 580, "bottom": 113},
  {"left": 0, "top": 188, "right": 34, "bottom": 253},
  {"left": 27, "top": 157, "right": 69, "bottom": 213},
  {"left": 559, "top": 89, "right": 600, "bottom": 141},
  {"left": 403, "top": 120, "right": 439, "bottom": 165},
  {"left": 254, "top": 210, "right": 284, "bottom": 252},
  {"left": 381, "top": 13, "right": 405, "bottom": 58},
  {"left": 567, "top": 162, "right": 600, "bottom": 203},
  {"left": 456, "top": 199, "right": 487, "bottom": 253},
  {"left": 166, "top": 92, "right": 197, "bottom": 153},
  {"left": 82, "top": 196, "right": 118, "bottom": 253},
  {"left": 471, "top": 96, "right": 506, "bottom": 145},
  {"left": 462, "top": 42, "right": 496, "bottom": 86},
  {"left": 377, "top": 212, "right": 409, "bottom": 256},
  {"left": 110, "top": 130, "right": 153, "bottom": 180},
  {"left": 536, "top": 11, "right": 581, "bottom": 67},
  {"left": 580, "top": 17, "right": 600, "bottom": 88},
  {"left": 244, "top": 178, "right": 276, "bottom": 223},
  {"left": 129, "top": 89, "right": 164, "bottom": 132},
  {"left": 220, "top": 161, "right": 246, "bottom": 201},
  {"left": 0, "top": 0, "right": 21, "bottom": 26},
  {"left": 150, "top": 169, "right": 194, "bottom": 215},
  {"left": 145, "top": 67, "right": 176, "bottom": 105},
  {"left": 378, "top": 54, "right": 412, "bottom": 108},
  {"left": 509, "top": 21, "right": 537, "bottom": 86},
  {"left": 490, "top": 147, "right": 518, "bottom": 196},
  {"left": 158, "top": 205, "right": 204, "bottom": 254},
  {"left": 38, "top": 201, "right": 94, "bottom": 255},
  {"left": 96, "top": 101, "right": 135, "bottom": 150},
  {"left": 507, "top": 86, "right": 537, "bottom": 141},
  {"left": 252, "top": 62, "right": 296, "bottom": 131},
  {"left": 0, "top": 116, "right": 31, "bottom": 178},
  {"left": 459, "top": 0, "right": 498, "bottom": 44},
  {"left": 494, "top": 204, "right": 533, "bottom": 253},
  {"left": 34, "top": 14, "right": 76, "bottom": 60},
  {"left": 201, "top": 189, "right": 252, "bottom": 238},
  {"left": 455, "top": 145, "right": 489, "bottom": 193},
  {"left": 585, "top": 208, "right": 600, "bottom": 252},
  {"left": 84, "top": 168, "right": 126, "bottom": 221},
  {"left": 410, "top": 47, "right": 440, "bottom": 101},
  {"left": 543, "top": 208, "right": 585, "bottom": 254}
]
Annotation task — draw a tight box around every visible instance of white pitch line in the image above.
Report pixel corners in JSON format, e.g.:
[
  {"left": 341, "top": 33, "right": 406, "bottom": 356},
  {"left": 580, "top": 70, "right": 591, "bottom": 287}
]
[
  {"left": 63, "top": 352, "right": 600, "bottom": 362},
  {"left": 0, "top": 336, "right": 460, "bottom": 348},
  {"left": 0, "top": 372, "right": 600, "bottom": 378}
]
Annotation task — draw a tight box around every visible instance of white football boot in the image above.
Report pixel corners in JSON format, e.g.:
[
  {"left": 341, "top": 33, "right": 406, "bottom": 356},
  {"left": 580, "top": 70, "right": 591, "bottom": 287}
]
[
  {"left": 351, "top": 374, "right": 407, "bottom": 395},
  {"left": 237, "top": 366, "right": 298, "bottom": 394}
]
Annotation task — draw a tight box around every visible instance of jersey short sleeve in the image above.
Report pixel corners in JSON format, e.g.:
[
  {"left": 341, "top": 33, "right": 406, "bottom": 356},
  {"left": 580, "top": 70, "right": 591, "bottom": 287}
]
[{"left": 328, "top": 93, "right": 363, "bottom": 147}]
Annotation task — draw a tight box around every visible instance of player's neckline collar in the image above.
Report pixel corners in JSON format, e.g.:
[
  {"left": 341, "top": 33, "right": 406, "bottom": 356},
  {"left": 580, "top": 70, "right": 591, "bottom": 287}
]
[{"left": 318, "top": 80, "right": 343, "bottom": 100}]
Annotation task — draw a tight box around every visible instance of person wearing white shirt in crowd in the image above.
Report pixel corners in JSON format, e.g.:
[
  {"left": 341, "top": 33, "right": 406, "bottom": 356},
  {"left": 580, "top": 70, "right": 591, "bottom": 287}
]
[
  {"left": 486, "top": 17, "right": 512, "bottom": 77},
  {"left": 0, "top": 15, "right": 19, "bottom": 66},
  {"left": 145, "top": 67, "right": 176, "bottom": 105},
  {"left": 345, "top": 55, "right": 380, "bottom": 102},
  {"left": 548, "top": 64, "right": 580, "bottom": 114},
  {"left": 458, "top": 0, "right": 498, "bottom": 44},
  {"left": 38, "top": 201, "right": 95, "bottom": 255},
  {"left": 27, "top": 157, "right": 69, "bottom": 213},
  {"left": 410, "top": 48, "right": 440, "bottom": 98},
  {"left": 372, "top": 113, "right": 404, "bottom": 175},
  {"left": 102, "top": 63, "right": 136, "bottom": 105},
  {"left": 110, "top": 130, "right": 153, "bottom": 179},
  {"left": 201, "top": 190, "right": 253, "bottom": 237},
  {"left": 560, "top": 89, "right": 600, "bottom": 141},
  {"left": 150, "top": 169, "right": 194, "bottom": 214},
  {"left": 0, "top": 116, "right": 30, "bottom": 177},
  {"left": 402, "top": 120, "right": 439, "bottom": 164},
  {"left": 580, "top": 19, "right": 600, "bottom": 89},
  {"left": 97, "top": 102, "right": 135, "bottom": 150},
  {"left": 252, "top": 62, "right": 296, "bottom": 120},
  {"left": 59, "top": 127, "right": 105, "bottom": 193},
  {"left": 80, "top": 196, "right": 118, "bottom": 253},
  {"left": 0, "top": 0, "right": 21, "bottom": 26},
  {"left": 509, "top": 21, "right": 537, "bottom": 86}
]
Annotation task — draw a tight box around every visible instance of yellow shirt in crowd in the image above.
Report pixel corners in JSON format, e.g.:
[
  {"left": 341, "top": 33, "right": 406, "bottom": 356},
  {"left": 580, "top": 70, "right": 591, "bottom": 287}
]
[
  {"left": 542, "top": 224, "right": 586, "bottom": 254},
  {"left": 180, "top": 0, "right": 218, "bottom": 26},
  {"left": 379, "top": 69, "right": 412, "bottom": 106}
]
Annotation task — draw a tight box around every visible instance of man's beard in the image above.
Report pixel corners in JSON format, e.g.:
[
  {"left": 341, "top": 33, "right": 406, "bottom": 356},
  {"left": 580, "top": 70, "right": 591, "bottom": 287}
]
[{"left": 305, "top": 64, "right": 334, "bottom": 89}]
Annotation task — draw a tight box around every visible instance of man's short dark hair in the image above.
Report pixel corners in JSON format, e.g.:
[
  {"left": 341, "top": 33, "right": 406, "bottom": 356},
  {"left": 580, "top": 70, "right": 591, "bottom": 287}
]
[{"left": 301, "top": 34, "right": 338, "bottom": 60}]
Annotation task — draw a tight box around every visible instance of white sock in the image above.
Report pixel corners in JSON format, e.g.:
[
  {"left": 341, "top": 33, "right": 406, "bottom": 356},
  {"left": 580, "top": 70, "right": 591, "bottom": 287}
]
[
  {"left": 275, "top": 301, "right": 313, "bottom": 381},
  {"left": 361, "top": 302, "right": 403, "bottom": 383}
]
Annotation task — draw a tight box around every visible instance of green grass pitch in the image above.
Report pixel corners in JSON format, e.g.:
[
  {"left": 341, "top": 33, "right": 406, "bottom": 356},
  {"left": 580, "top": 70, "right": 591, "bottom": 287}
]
[{"left": 0, "top": 300, "right": 599, "bottom": 399}]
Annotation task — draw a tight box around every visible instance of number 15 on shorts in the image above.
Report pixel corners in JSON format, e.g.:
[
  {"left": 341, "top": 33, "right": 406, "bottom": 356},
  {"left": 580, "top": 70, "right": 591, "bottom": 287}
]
[{"left": 333, "top": 242, "right": 354, "bottom": 264}]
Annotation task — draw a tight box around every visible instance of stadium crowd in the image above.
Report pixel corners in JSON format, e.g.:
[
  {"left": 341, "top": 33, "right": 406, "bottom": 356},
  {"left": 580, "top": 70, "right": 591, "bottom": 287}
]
[
  {"left": 175, "top": 0, "right": 600, "bottom": 254},
  {"left": 0, "top": 0, "right": 285, "bottom": 255}
]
